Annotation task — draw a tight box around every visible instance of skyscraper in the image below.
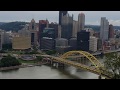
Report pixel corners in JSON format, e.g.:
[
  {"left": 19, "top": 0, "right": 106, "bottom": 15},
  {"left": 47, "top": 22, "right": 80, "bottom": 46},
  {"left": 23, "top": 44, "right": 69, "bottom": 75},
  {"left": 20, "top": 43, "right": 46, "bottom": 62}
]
[
  {"left": 59, "top": 11, "right": 68, "bottom": 25},
  {"left": 78, "top": 13, "right": 85, "bottom": 32},
  {"left": 109, "top": 24, "right": 114, "bottom": 39},
  {"left": 77, "top": 31, "right": 90, "bottom": 51},
  {"left": 72, "top": 20, "right": 78, "bottom": 37},
  {"left": 61, "top": 13, "right": 73, "bottom": 39},
  {"left": 29, "top": 19, "right": 38, "bottom": 46},
  {"left": 100, "top": 17, "right": 109, "bottom": 41}
]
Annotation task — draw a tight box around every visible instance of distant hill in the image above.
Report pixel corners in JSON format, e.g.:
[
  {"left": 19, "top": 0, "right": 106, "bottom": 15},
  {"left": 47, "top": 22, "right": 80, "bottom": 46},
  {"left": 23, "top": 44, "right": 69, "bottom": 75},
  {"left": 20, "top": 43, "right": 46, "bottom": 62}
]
[
  {"left": 85, "top": 25, "right": 120, "bottom": 32},
  {"left": 0, "top": 22, "right": 6, "bottom": 25},
  {"left": 0, "top": 22, "right": 120, "bottom": 32},
  {"left": 0, "top": 21, "right": 28, "bottom": 32}
]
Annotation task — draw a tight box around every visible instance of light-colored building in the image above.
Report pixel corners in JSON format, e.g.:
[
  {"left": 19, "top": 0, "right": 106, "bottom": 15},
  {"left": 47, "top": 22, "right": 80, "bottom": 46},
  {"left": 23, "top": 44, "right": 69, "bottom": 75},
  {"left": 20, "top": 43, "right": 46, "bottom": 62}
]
[
  {"left": 73, "top": 20, "right": 78, "bottom": 37},
  {"left": 100, "top": 17, "right": 109, "bottom": 41},
  {"left": 78, "top": 13, "right": 85, "bottom": 32},
  {"left": 12, "top": 36, "right": 31, "bottom": 50},
  {"left": 58, "top": 25, "right": 61, "bottom": 38},
  {"left": 89, "top": 36, "right": 98, "bottom": 52},
  {"left": 18, "top": 24, "right": 31, "bottom": 37},
  {"left": 29, "top": 19, "right": 38, "bottom": 46}
]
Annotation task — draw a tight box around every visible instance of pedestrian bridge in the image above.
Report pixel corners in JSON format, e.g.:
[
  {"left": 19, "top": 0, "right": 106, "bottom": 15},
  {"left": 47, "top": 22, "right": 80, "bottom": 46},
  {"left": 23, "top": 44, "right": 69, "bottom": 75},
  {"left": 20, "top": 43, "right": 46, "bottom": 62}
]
[{"left": 40, "top": 51, "right": 113, "bottom": 79}]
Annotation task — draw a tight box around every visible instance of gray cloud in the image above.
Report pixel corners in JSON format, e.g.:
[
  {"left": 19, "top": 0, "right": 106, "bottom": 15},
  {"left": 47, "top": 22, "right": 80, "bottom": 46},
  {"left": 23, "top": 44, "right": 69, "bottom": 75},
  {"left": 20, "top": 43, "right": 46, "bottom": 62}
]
[{"left": 0, "top": 11, "right": 120, "bottom": 26}]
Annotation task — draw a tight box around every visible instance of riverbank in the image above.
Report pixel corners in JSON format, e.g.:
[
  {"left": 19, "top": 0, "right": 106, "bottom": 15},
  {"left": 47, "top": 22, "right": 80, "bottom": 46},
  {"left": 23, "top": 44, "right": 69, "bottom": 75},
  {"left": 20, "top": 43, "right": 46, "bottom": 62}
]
[{"left": 0, "top": 62, "right": 47, "bottom": 71}]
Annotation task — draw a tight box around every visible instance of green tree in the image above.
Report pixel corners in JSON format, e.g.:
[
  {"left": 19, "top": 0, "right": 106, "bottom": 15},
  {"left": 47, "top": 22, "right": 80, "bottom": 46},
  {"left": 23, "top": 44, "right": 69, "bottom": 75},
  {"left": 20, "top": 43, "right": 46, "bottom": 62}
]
[
  {"left": 0, "top": 55, "right": 21, "bottom": 67},
  {"left": 104, "top": 52, "right": 120, "bottom": 79},
  {"left": 46, "top": 50, "right": 56, "bottom": 55},
  {"left": 36, "top": 56, "right": 43, "bottom": 61}
]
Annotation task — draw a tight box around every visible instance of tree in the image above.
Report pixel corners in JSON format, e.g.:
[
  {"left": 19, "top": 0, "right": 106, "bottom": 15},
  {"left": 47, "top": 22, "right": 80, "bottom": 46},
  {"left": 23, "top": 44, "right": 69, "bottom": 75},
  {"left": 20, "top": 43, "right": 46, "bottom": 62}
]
[
  {"left": 36, "top": 56, "right": 43, "bottom": 61},
  {"left": 104, "top": 52, "right": 120, "bottom": 79},
  {"left": 0, "top": 55, "right": 21, "bottom": 67}
]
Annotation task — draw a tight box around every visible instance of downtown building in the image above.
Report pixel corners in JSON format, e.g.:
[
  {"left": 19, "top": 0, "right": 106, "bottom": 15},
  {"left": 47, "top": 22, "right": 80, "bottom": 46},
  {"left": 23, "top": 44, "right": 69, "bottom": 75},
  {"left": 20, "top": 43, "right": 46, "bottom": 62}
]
[
  {"left": 78, "top": 13, "right": 85, "bottom": 32},
  {"left": 29, "top": 19, "right": 39, "bottom": 46},
  {"left": 89, "top": 36, "right": 98, "bottom": 52},
  {"left": 59, "top": 11, "right": 68, "bottom": 25},
  {"left": 61, "top": 13, "right": 73, "bottom": 39},
  {"left": 100, "top": 17, "right": 109, "bottom": 42},
  {"left": 77, "top": 30, "right": 90, "bottom": 51},
  {"left": 39, "top": 20, "right": 49, "bottom": 49}
]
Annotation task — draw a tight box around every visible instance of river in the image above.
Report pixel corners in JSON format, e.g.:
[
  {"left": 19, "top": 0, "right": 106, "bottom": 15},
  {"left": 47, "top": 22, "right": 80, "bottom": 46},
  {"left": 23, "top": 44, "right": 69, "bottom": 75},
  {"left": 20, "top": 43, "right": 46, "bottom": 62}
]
[{"left": 0, "top": 57, "right": 104, "bottom": 79}]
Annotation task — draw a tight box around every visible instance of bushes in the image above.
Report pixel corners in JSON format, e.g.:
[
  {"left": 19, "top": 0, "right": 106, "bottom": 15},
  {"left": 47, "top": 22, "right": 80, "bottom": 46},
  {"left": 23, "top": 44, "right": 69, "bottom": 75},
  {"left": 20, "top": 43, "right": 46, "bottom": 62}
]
[{"left": 0, "top": 55, "right": 21, "bottom": 67}]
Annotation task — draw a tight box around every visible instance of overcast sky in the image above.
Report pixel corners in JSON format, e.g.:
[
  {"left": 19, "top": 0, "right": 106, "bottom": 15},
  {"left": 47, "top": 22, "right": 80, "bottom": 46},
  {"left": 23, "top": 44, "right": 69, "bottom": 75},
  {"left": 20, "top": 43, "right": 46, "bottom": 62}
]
[{"left": 0, "top": 11, "right": 120, "bottom": 26}]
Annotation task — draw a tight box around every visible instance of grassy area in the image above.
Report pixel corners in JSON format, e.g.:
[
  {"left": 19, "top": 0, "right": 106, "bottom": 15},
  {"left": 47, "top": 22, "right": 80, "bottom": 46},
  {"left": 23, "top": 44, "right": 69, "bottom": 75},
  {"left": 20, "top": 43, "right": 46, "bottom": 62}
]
[{"left": 18, "top": 59, "right": 39, "bottom": 64}]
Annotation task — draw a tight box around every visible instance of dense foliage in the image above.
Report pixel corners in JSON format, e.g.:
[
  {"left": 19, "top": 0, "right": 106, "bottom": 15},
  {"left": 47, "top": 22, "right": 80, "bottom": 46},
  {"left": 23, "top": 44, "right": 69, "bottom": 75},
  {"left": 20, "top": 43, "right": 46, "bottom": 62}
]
[
  {"left": 0, "top": 21, "right": 28, "bottom": 32},
  {"left": 104, "top": 52, "right": 120, "bottom": 79},
  {"left": 0, "top": 55, "right": 21, "bottom": 67},
  {"left": 36, "top": 56, "right": 43, "bottom": 61},
  {"left": 45, "top": 50, "right": 56, "bottom": 55}
]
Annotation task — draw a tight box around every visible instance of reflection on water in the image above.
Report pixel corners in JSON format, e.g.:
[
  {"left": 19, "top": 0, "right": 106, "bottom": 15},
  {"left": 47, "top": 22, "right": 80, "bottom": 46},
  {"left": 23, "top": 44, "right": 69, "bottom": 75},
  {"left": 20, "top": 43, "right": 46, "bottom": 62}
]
[{"left": 0, "top": 65, "right": 99, "bottom": 79}]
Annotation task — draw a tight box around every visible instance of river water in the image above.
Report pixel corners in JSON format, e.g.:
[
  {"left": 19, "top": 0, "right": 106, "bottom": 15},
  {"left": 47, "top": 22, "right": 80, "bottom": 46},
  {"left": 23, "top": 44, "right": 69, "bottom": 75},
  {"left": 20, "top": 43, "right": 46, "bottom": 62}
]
[{"left": 0, "top": 57, "right": 104, "bottom": 79}]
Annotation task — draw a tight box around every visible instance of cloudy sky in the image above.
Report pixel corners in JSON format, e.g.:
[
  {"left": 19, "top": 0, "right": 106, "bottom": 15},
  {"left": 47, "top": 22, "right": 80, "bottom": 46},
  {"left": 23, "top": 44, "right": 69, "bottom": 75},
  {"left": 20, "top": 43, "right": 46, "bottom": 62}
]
[{"left": 0, "top": 11, "right": 120, "bottom": 26}]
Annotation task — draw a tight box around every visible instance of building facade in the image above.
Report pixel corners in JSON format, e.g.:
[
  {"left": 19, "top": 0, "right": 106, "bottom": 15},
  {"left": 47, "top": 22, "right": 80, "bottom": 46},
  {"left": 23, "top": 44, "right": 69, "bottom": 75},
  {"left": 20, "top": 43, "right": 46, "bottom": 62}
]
[
  {"left": 77, "top": 31, "right": 90, "bottom": 51},
  {"left": 29, "top": 19, "right": 38, "bottom": 46},
  {"left": 89, "top": 36, "right": 98, "bottom": 52},
  {"left": 78, "top": 13, "right": 85, "bottom": 32},
  {"left": 100, "top": 17, "right": 109, "bottom": 41},
  {"left": 72, "top": 20, "right": 78, "bottom": 37},
  {"left": 12, "top": 36, "right": 31, "bottom": 50},
  {"left": 109, "top": 24, "right": 114, "bottom": 39},
  {"left": 40, "top": 37, "right": 55, "bottom": 50},
  {"left": 59, "top": 11, "right": 68, "bottom": 25},
  {"left": 61, "top": 13, "right": 73, "bottom": 39}
]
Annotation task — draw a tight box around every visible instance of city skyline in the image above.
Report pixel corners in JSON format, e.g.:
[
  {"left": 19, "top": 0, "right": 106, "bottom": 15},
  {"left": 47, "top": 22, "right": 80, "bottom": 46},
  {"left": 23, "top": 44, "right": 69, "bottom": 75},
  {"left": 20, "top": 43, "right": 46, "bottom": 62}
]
[{"left": 0, "top": 11, "right": 120, "bottom": 26}]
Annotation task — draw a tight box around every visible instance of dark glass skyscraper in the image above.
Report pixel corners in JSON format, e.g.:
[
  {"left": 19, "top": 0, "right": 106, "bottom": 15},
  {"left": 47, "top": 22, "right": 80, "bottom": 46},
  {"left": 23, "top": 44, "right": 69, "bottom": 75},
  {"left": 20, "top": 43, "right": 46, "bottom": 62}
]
[
  {"left": 77, "top": 31, "right": 90, "bottom": 51},
  {"left": 59, "top": 11, "right": 68, "bottom": 25}
]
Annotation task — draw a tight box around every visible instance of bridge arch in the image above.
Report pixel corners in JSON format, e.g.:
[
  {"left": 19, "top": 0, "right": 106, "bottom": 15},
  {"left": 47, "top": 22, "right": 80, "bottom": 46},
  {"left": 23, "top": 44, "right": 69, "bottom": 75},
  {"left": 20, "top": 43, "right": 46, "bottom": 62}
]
[{"left": 60, "top": 51, "right": 103, "bottom": 68}]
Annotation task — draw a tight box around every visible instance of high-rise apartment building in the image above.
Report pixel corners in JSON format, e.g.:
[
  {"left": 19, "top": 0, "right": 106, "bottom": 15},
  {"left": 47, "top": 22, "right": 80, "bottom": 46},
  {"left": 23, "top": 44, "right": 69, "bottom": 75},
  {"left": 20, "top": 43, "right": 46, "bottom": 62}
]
[
  {"left": 59, "top": 11, "right": 68, "bottom": 25},
  {"left": 78, "top": 13, "right": 85, "bottom": 32},
  {"left": 100, "top": 17, "right": 109, "bottom": 41}
]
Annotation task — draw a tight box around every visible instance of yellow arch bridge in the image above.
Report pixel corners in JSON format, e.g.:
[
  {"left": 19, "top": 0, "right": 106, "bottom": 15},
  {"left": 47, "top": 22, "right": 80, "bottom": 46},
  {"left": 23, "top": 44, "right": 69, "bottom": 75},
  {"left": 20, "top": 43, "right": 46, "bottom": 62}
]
[{"left": 40, "top": 51, "right": 113, "bottom": 79}]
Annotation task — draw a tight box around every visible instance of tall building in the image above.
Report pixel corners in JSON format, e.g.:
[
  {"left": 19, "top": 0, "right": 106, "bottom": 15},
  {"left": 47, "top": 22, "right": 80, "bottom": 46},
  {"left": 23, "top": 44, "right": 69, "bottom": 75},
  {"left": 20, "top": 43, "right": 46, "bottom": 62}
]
[
  {"left": 29, "top": 19, "right": 38, "bottom": 46},
  {"left": 0, "top": 30, "right": 3, "bottom": 50},
  {"left": 58, "top": 25, "right": 61, "bottom": 38},
  {"left": 78, "top": 13, "right": 85, "bottom": 32},
  {"left": 100, "top": 17, "right": 109, "bottom": 41},
  {"left": 59, "top": 11, "right": 68, "bottom": 25},
  {"left": 77, "top": 31, "right": 90, "bottom": 51},
  {"left": 49, "top": 22, "right": 58, "bottom": 38},
  {"left": 61, "top": 13, "right": 73, "bottom": 39},
  {"left": 72, "top": 20, "right": 78, "bottom": 37},
  {"left": 39, "top": 20, "right": 49, "bottom": 43},
  {"left": 109, "top": 24, "right": 114, "bottom": 39},
  {"left": 89, "top": 36, "right": 98, "bottom": 52}
]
